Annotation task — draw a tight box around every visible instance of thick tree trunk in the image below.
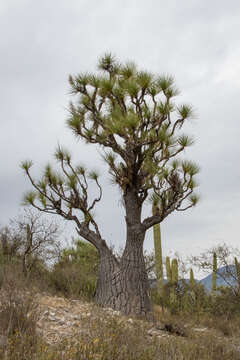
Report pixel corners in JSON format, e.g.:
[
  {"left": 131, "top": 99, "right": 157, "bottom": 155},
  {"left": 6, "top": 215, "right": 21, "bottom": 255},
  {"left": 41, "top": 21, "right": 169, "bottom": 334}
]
[
  {"left": 95, "top": 244, "right": 120, "bottom": 307},
  {"left": 95, "top": 188, "right": 153, "bottom": 317},
  {"left": 119, "top": 236, "right": 152, "bottom": 316},
  {"left": 95, "top": 241, "right": 152, "bottom": 316}
]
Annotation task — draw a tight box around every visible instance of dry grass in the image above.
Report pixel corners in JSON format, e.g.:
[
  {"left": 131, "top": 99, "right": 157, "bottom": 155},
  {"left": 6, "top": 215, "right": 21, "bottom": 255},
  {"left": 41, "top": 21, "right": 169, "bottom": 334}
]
[
  {"left": 0, "top": 266, "right": 40, "bottom": 359},
  {"left": 1, "top": 297, "right": 240, "bottom": 360},
  {"left": 0, "top": 265, "right": 240, "bottom": 359}
]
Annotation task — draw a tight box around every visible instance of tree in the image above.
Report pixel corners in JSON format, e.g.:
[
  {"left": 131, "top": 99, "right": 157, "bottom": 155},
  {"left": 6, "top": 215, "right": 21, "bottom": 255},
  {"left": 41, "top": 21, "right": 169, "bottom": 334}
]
[
  {"left": 0, "top": 209, "right": 60, "bottom": 276},
  {"left": 21, "top": 54, "right": 199, "bottom": 316}
]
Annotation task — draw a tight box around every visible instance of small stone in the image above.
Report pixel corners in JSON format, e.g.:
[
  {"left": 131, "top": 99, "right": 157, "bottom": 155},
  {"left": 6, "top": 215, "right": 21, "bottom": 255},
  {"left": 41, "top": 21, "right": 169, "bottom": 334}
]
[
  {"left": 58, "top": 319, "right": 65, "bottom": 325},
  {"left": 147, "top": 326, "right": 172, "bottom": 338},
  {"left": 193, "top": 327, "right": 208, "bottom": 332},
  {"left": 147, "top": 328, "right": 163, "bottom": 337},
  {"left": 49, "top": 316, "right": 57, "bottom": 322}
]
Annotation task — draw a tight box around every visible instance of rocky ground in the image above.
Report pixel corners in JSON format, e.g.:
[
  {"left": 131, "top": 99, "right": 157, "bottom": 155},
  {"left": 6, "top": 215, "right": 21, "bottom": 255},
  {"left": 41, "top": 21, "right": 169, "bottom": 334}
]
[
  {"left": 1, "top": 291, "right": 240, "bottom": 359},
  {"left": 35, "top": 294, "right": 214, "bottom": 343},
  {"left": 36, "top": 294, "right": 169, "bottom": 345},
  {"left": 34, "top": 294, "right": 240, "bottom": 357}
]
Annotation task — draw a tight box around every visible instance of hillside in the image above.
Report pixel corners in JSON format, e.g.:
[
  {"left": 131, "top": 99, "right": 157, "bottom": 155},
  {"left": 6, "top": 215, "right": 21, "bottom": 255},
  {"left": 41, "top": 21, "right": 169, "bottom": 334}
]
[{"left": 1, "top": 291, "right": 240, "bottom": 359}]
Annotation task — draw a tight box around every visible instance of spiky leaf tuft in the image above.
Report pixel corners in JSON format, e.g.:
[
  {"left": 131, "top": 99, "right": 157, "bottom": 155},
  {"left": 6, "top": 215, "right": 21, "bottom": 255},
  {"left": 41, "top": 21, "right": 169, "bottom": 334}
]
[
  {"left": 22, "top": 191, "right": 37, "bottom": 206},
  {"left": 98, "top": 53, "right": 119, "bottom": 74},
  {"left": 20, "top": 160, "right": 33, "bottom": 172},
  {"left": 156, "top": 75, "right": 174, "bottom": 91},
  {"left": 88, "top": 171, "right": 99, "bottom": 181},
  {"left": 189, "top": 194, "right": 200, "bottom": 206},
  {"left": 177, "top": 104, "right": 195, "bottom": 119},
  {"left": 182, "top": 161, "right": 200, "bottom": 176},
  {"left": 178, "top": 135, "right": 194, "bottom": 148}
]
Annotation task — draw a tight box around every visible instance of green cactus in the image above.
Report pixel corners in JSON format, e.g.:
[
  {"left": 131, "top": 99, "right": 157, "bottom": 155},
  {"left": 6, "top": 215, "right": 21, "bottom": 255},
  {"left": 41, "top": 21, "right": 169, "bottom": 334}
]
[
  {"left": 152, "top": 204, "right": 164, "bottom": 292},
  {"left": 171, "top": 258, "right": 179, "bottom": 284},
  {"left": 190, "top": 268, "right": 195, "bottom": 288},
  {"left": 166, "top": 256, "right": 172, "bottom": 283},
  {"left": 212, "top": 252, "right": 217, "bottom": 293},
  {"left": 234, "top": 257, "right": 240, "bottom": 289}
]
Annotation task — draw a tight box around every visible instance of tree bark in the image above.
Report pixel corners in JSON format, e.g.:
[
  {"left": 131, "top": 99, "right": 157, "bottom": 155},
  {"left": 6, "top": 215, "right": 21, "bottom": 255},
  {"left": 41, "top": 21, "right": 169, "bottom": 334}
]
[
  {"left": 95, "top": 188, "right": 153, "bottom": 317},
  {"left": 95, "top": 243, "right": 120, "bottom": 308},
  {"left": 95, "top": 241, "right": 152, "bottom": 316}
]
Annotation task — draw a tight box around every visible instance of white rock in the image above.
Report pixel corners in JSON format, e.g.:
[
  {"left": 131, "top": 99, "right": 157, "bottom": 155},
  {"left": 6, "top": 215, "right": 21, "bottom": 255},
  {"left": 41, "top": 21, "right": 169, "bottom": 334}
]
[{"left": 193, "top": 327, "right": 208, "bottom": 332}]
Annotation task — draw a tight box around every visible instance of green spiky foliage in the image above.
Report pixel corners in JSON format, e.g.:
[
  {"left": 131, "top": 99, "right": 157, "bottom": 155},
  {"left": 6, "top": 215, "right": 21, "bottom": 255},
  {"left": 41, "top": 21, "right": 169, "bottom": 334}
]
[
  {"left": 22, "top": 53, "right": 199, "bottom": 235},
  {"left": 212, "top": 252, "right": 217, "bottom": 293},
  {"left": 21, "top": 148, "right": 102, "bottom": 241},
  {"left": 190, "top": 268, "right": 196, "bottom": 288},
  {"left": 152, "top": 200, "right": 164, "bottom": 293},
  {"left": 171, "top": 258, "right": 179, "bottom": 284},
  {"left": 234, "top": 257, "right": 240, "bottom": 290},
  {"left": 166, "top": 256, "right": 172, "bottom": 283}
]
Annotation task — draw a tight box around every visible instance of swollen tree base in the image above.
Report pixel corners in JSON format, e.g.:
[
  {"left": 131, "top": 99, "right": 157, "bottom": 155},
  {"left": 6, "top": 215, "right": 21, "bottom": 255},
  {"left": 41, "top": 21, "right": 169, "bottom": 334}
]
[{"left": 95, "top": 242, "right": 153, "bottom": 318}]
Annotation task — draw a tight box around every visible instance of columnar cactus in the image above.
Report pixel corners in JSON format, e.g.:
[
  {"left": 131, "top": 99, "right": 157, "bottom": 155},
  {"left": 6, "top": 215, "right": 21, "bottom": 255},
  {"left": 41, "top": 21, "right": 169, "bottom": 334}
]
[
  {"left": 190, "top": 268, "right": 195, "bottom": 288},
  {"left": 234, "top": 257, "right": 240, "bottom": 290},
  {"left": 171, "top": 258, "right": 179, "bottom": 284},
  {"left": 212, "top": 252, "right": 217, "bottom": 293},
  {"left": 152, "top": 204, "right": 164, "bottom": 292},
  {"left": 166, "top": 256, "right": 172, "bottom": 283}
]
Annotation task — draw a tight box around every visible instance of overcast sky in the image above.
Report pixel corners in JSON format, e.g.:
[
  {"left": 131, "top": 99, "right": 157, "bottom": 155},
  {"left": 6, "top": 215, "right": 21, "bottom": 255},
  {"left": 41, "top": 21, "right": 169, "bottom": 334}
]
[{"left": 1, "top": 0, "right": 240, "bottom": 277}]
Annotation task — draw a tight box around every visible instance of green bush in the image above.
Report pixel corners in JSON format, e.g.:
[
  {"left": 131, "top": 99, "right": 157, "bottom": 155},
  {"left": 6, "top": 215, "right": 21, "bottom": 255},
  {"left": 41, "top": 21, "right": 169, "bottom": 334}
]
[
  {"left": 49, "top": 239, "right": 98, "bottom": 299},
  {"left": 208, "top": 287, "right": 240, "bottom": 318}
]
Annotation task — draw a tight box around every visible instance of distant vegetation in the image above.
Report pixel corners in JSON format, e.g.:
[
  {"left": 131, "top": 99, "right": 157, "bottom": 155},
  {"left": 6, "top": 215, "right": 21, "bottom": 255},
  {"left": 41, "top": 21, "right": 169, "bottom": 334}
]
[{"left": 1, "top": 210, "right": 240, "bottom": 359}]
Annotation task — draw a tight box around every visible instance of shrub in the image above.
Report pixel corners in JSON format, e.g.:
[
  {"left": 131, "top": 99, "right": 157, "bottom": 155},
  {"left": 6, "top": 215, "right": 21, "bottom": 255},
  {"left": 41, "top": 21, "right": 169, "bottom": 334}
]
[
  {"left": 208, "top": 287, "right": 240, "bottom": 318},
  {"left": 49, "top": 238, "right": 98, "bottom": 299}
]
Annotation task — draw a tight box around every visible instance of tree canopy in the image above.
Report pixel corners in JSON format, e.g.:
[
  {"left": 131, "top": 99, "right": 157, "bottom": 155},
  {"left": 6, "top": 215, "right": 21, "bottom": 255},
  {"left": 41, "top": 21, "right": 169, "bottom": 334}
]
[{"left": 22, "top": 53, "right": 199, "bottom": 236}]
